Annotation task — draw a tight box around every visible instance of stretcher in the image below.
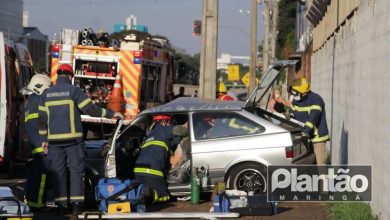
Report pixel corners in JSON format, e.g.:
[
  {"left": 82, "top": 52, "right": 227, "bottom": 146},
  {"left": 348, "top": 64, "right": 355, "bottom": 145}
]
[
  {"left": 0, "top": 187, "right": 34, "bottom": 219},
  {"left": 78, "top": 211, "right": 240, "bottom": 219}
]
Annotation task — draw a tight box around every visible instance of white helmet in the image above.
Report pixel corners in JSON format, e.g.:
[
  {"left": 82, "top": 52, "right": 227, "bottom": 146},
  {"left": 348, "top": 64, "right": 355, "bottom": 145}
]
[{"left": 26, "top": 74, "right": 51, "bottom": 95}]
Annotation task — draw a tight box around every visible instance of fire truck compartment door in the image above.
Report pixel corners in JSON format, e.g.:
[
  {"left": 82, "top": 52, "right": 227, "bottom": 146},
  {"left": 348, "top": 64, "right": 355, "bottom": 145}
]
[
  {"left": 74, "top": 55, "right": 119, "bottom": 63},
  {"left": 0, "top": 32, "right": 7, "bottom": 158}
]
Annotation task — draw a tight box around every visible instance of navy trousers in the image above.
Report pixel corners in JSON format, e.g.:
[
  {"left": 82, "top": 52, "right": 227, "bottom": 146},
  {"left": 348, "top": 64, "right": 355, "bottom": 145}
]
[
  {"left": 48, "top": 143, "right": 86, "bottom": 205},
  {"left": 25, "top": 155, "right": 50, "bottom": 208}
]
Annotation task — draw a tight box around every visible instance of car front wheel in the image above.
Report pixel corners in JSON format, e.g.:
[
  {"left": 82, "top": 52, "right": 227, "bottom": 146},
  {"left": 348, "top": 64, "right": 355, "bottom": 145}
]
[{"left": 227, "top": 163, "right": 267, "bottom": 193}]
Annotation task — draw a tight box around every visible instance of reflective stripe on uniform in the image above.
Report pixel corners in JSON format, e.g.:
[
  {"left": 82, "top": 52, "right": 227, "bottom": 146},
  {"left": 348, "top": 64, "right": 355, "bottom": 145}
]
[
  {"left": 32, "top": 147, "right": 44, "bottom": 155},
  {"left": 153, "top": 189, "right": 170, "bottom": 203},
  {"left": 39, "top": 130, "right": 48, "bottom": 135},
  {"left": 38, "top": 105, "right": 46, "bottom": 112},
  {"left": 101, "top": 108, "right": 106, "bottom": 117},
  {"left": 55, "top": 197, "right": 68, "bottom": 202},
  {"left": 228, "top": 118, "right": 259, "bottom": 134},
  {"left": 48, "top": 132, "right": 83, "bottom": 140},
  {"left": 37, "top": 174, "right": 46, "bottom": 206},
  {"left": 45, "top": 100, "right": 80, "bottom": 140},
  {"left": 312, "top": 135, "right": 330, "bottom": 143},
  {"left": 305, "top": 121, "right": 314, "bottom": 129},
  {"left": 134, "top": 167, "right": 163, "bottom": 177},
  {"left": 78, "top": 98, "right": 91, "bottom": 109},
  {"left": 70, "top": 196, "right": 84, "bottom": 201},
  {"left": 27, "top": 200, "right": 43, "bottom": 208},
  {"left": 25, "top": 113, "right": 39, "bottom": 122},
  {"left": 141, "top": 140, "right": 169, "bottom": 152},
  {"left": 291, "top": 104, "right": 322, "bottom": 113}
]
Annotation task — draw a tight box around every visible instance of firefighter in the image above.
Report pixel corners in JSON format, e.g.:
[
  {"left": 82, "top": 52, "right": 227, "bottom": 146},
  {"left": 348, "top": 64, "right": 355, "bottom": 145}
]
[
  {"left": 134, "top": 115, "right": 186, "bottom": 204},
  {"left": 22, "top": 74, "right": 51, "bottom": 210},
  {"left": 289, "top": 77, "right": 330, "bottom": 165},
  {"left": 38, "top": 63, "right": 122, "bottom": 215},
  {"left": 216, "top": 82, "right": 235, "bottom": 100}
]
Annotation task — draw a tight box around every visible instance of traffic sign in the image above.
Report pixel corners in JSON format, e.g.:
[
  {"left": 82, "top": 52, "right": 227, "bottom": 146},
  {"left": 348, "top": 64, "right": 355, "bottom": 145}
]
[
  {"left": 241, "top": 72, "right": 259, "bottom": 87},
  {"left": 228, "top": 64, "right": 240, "bottom": 81}
]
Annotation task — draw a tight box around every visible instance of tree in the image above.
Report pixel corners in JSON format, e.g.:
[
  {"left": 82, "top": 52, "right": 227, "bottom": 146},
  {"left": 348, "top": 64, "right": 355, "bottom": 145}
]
[{"left": 276, "top": 0, "right": 299, "bottom": 59}]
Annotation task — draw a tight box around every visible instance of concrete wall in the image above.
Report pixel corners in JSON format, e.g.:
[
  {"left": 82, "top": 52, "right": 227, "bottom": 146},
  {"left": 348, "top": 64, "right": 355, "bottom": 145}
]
[{"left": 311, "top": 0, "right": 390, "bottom": 219}]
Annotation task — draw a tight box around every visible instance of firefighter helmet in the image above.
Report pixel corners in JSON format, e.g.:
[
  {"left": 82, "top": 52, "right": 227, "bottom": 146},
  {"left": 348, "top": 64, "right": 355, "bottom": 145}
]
[
  {"left": 217, "top": 82, "right": 227, "bottom": 93},
  {"left": 291, "top": 77, "right": 310, "bottom": 94},
  {"left": 153, "top": 115, "right": 171, "bottom": 121},
  {"left": 27, "top": 74, "right": 51, "bottom": 95},
  {"left": 57, "top": 63, "right": 74, "bottom": 75}
]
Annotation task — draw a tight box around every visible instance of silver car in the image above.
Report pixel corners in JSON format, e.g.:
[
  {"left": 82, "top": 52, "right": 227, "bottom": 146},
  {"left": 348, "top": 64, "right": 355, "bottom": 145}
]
[{"left": 93, "top": 61, "right": 314, "bottom": 198}]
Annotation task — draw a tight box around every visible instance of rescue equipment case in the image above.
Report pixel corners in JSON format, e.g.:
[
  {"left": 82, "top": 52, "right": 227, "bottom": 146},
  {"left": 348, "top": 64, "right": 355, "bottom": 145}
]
[
  {"left": 95, "top": 178, "right": 145, "bottom": 213},
  {"left": 213, "top": 192, "right": 277, "bottom": 216}
]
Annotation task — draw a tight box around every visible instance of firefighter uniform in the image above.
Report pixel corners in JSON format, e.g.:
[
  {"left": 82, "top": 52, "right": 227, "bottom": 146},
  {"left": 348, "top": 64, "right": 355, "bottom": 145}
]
[
  {"left": 134, "top": 122, "right": 182, "bottom": 203},
  {"left": 38, "top": 75, "right": 114, "bottom": 206},
  {"left": 217, "top": 94, "right": 234, "bottom": 100},
  {"left": 290, "top": 91, "right": 330, "bottom": 143},
  {"left": 289, "top": 78, "right": 330, "bottom": 165},
  {"left": 25, "top": 93, "right": 49, "bottom": 209}
]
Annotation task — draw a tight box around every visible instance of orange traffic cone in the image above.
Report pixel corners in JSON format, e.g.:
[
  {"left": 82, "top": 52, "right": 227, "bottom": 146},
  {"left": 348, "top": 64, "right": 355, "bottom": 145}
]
[{"left": 108, "top": 74, "right": 123, "bottom": 112}]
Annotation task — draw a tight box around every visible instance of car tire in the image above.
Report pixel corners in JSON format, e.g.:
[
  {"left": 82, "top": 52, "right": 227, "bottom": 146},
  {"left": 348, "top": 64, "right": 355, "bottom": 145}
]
[{"left": 227, "top": 163, "right": 267, "bottom": 193}]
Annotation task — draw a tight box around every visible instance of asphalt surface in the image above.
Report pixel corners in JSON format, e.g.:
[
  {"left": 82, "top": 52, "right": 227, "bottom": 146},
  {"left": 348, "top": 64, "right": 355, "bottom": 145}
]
[{"left": 0, "top": 164, "right": 329, "bottom": 220}]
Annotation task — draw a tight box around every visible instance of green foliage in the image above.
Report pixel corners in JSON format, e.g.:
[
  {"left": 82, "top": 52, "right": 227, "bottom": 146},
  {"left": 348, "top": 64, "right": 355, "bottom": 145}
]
[
  {"left": 33, "top": 57, "right": 47, "bottom": 73},
  {"left": 327, "top": 203, "right": 378, "bottom": 220},
  {"left": 174, "top": 51, "right": 200, "bottom": 85},
  {"left": 110, "top": 29, "right": 152, "bottom": 42},
  {"left": 276, "top": 0, "right": 299, "bottom": 59}
]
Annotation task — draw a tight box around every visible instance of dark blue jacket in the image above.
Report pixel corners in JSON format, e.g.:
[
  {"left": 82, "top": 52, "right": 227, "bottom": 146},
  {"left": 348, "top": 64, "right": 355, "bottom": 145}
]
[
  {"left": 290, "top": 91, "right": 330, "bottom": 143},
  {"left": 38, "top": 76, "right": 114, "bottom": 146},
  {"left": 25, "top": 93, "right": 45, "bottom": 156},
  {"left": 134, "top": 123, "right": 181, "bottom": 177}
]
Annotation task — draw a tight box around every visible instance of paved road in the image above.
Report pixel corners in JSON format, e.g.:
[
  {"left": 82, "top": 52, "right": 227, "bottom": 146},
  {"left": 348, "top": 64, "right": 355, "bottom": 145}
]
[{"left": 0, "top": 166, "right": 329, "bottom": 220}]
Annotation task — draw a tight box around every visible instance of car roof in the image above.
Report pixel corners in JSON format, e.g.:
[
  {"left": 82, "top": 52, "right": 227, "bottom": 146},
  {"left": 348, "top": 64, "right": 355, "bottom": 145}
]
[{"left": 141, "top": 97, "right": 246, "bottom": 115}]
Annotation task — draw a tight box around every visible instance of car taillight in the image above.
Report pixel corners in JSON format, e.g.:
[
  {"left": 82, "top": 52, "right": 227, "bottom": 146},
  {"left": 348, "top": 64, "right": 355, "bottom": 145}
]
[{"left": 285, "top": 146, "right": 294, "bottom": 158}]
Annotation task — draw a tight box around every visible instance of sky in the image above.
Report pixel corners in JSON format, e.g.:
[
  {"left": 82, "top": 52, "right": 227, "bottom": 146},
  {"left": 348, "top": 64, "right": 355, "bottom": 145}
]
[{"left": 24, "top": 0, "right": 265, "bottom": 58}]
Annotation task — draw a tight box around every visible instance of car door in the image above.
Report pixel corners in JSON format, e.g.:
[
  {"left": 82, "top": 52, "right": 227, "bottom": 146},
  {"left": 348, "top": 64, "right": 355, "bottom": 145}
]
[{"left": 189, "top": 110, "right": 293, "bottom": 189}]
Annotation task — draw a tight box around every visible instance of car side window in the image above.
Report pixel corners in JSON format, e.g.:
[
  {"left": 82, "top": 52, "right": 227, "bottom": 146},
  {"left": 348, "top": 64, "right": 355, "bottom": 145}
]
[{"left": 193, "top": 112, "right": 265, "bottom": 140}]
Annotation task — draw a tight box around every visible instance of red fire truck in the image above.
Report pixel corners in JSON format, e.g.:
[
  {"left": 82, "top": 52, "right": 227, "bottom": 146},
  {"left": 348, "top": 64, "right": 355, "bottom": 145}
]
[{"left": 50, "top": 29, "right": 173, "bottom": 137}]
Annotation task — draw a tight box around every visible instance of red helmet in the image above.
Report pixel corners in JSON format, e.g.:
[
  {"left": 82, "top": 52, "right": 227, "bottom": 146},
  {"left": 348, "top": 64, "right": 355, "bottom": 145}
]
[
  {"left": 57, "top": 63, "right": 73, "bottom": 75},
  {"left": 153, "top": 115, "right": 171, "bottom": 121}
]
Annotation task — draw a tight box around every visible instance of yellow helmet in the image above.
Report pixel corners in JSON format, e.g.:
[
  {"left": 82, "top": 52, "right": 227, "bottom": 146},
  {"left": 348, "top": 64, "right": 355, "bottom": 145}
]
[
  {"left": 217, "top": 81, "right": 227, "bottom": 93},
  {"left": 291, "top": 77, "right": 310, "bottom": 94}
]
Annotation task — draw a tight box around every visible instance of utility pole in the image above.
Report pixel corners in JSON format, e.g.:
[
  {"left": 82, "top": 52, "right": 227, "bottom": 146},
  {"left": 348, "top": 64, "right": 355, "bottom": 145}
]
[
  {"left": 199, "top": 0, "right": 218, "bottom": 99},
  {"left": 249, "top": 0, "right": 258, "bottom": 94},
  {"left": 262, "top": 0, "right": 270, "bottom": 72},
  {"left": 270, "top": 0, "right": 279, "bottom": 62}
]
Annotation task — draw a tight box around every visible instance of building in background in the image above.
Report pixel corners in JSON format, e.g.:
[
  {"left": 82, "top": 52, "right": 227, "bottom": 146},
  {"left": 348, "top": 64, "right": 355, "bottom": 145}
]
[
  {"left": 0, "top": 0, "right": 23, "bottom": 41},
  {"left": 22, "top": 11, "right": 49, "bottom": 72},
  {"left": 114, "top": 15, "right": 148, "bottom": 33},
  {"left": 22, "top": 27, "right": 49, "bottom": 71}
]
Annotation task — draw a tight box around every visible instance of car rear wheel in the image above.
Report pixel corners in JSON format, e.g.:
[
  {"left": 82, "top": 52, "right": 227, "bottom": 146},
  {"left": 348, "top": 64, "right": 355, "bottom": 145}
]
[{"left": 227, "top": 163, "right": 267, "bottom": 193}]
